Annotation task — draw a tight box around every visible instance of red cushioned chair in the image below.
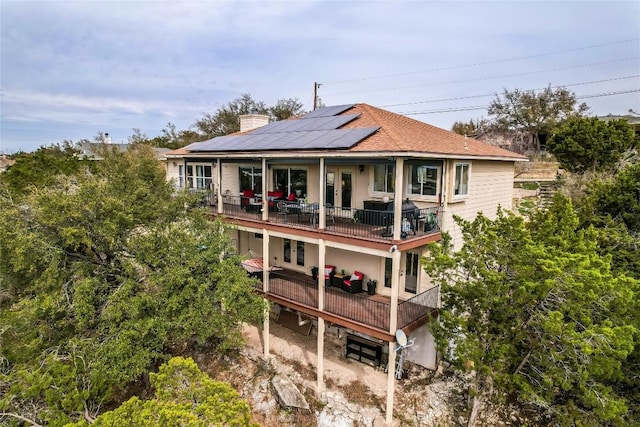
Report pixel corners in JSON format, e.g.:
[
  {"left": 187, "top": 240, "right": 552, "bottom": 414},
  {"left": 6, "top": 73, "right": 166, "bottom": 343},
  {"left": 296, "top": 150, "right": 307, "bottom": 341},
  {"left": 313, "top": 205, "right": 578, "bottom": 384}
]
[
  {"left": 342, "top": 271, "right": 364, "bottom": 294},
  {"left": 324, "top": 265, "right": 336, "bottom": 287},
  {"left": 267, "top": 190, "right": 285, "bottom": 211},
  {"left": 240, "top": 189, "right": 255, "bottom": 209}
]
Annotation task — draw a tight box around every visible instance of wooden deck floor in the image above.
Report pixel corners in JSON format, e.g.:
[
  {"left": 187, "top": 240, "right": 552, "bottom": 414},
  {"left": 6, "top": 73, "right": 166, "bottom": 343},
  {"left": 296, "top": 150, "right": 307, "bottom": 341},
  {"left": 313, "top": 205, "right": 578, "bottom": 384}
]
[{"left": 255, "top": 269, "right": 437, "bottom": 341}]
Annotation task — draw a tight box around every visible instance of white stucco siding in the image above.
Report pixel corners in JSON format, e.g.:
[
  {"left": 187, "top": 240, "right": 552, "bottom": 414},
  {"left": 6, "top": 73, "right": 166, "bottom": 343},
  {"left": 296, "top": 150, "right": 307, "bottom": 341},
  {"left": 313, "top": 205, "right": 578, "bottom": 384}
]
[
  {"left": 445, "top": 160, "right": 515, "bottom": 250},
  {"left": 405, "top": 323, "right": 437, "bottom": 370},
  {"left": 166, "top": 161, "right": 182, "bottom": 187},
  {"left": 221, "top": 163, "right": 241, "bottom": 196}
]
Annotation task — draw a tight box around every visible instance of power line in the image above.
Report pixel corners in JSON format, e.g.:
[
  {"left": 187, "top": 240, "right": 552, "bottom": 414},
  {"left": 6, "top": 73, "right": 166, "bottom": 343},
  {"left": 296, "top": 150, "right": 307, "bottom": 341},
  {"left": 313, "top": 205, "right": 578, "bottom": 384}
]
[
  {"left": 324, "top": 38, "right": 640, "bottom": 85},
  {"left": 398, "top": 88, "right": 640, "bottom": 116},
  {"left": 325, "top": 57, "right": 640, "bottom": 97},
  {"left": 380, "top": 75, "right": 640, "bottom": 108}
]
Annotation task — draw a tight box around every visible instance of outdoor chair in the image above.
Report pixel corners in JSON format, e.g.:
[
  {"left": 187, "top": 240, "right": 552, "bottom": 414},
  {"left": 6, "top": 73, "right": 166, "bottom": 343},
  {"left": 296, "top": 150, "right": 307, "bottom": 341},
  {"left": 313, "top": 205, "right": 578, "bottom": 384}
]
[
  {"left": 324, "top": 265, "right": 336, "bottom": 287},
  {"left": 342, "top": 271, "right": 364, "bottom": 294},
  {"left": 276, "top": 201, "right": 290, "bottom": 222}
]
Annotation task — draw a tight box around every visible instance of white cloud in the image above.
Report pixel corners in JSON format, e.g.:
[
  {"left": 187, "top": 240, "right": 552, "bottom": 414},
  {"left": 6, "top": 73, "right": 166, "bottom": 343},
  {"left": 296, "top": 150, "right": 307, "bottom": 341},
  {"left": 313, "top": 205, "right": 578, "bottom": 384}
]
[{"left": 1, "top": 0, "right": 639, "bottom": 152}]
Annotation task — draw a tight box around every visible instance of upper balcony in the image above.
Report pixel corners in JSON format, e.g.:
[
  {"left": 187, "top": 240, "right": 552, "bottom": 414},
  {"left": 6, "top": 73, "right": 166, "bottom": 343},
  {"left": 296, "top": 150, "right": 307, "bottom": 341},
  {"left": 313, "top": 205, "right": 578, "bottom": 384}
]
[{"left": 215, "top": 195, "right": 441, "bottom": 243}]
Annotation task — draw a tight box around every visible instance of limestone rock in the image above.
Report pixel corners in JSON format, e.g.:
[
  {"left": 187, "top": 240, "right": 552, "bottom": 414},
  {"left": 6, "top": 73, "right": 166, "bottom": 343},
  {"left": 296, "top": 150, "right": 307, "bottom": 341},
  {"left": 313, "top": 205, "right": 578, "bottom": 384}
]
[{"left": 271, "top": 374, "right": 310, "bottom": 411}]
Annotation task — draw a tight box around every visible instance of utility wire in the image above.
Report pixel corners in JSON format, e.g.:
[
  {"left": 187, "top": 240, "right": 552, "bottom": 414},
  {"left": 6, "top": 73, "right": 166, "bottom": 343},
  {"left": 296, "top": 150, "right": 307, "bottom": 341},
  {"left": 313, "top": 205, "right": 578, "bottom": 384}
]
[
  {"left": 380, "top": 75, "right": 640, "bottom": 108},
  {"left": 325, "top": 57, "right": 640, "bottom": 96},
  {"left": 324, "top": 38, "right": 639, "bottom": 85},
  {"left": 398, "top": 88, "right": 640, "bottom": 116}
]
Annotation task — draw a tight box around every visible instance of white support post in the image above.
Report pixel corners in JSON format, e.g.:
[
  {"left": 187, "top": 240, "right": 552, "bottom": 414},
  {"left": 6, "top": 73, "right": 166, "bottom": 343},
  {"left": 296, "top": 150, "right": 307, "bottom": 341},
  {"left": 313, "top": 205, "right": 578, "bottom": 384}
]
[
  {"left": 386, "top": 249, "right": 402, "bottom": 425},
  {"left": 262, "top": 231, "right": 270, "bottom": 359},
  {"left": 216, "top": 157, "right": 223, "bottom": 214},
  {"left": 393, "top": 158, "right": 405, "bottom": 240},
  {"left": 319, "top": 158, "right": 326, "bottom": 229},
  {"left": 317, "top": 239, "right": 326, "bottom": 395},
  {"left": 262, "top": 158, "right": 268, "bottom": 221}
]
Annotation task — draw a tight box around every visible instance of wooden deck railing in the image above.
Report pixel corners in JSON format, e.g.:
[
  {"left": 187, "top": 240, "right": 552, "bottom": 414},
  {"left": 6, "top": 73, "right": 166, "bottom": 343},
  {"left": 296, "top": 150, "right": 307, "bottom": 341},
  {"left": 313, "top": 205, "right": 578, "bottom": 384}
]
[
  {"left": 219, "top": 198, "right": 441, "bottom": 242},
  {"left": 254, "top": 270, "right": 438, "bottom": 332}
]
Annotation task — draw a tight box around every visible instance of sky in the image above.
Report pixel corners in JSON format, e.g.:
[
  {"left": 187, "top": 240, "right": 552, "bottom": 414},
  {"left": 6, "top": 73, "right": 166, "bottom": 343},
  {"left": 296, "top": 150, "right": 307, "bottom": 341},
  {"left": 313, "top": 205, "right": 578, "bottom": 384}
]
[{"left": 1, "top": 1, "right": 639, "bottom": 153}]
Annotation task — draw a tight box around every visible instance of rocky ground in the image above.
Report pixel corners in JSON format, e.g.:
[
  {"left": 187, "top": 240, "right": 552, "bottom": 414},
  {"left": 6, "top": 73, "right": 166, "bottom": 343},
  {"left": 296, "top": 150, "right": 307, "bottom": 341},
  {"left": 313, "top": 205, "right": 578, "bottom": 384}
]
[{"left": 195, "top": 321, "right": 472, "bottom": 426}]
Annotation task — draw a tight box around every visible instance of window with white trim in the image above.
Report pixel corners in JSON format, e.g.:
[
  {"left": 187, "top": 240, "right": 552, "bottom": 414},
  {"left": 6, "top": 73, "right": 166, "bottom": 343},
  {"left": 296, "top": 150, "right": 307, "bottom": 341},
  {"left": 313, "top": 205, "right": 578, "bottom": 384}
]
[
  {"left": 178, "top": 165, "right": 185, "bottom": 188},
  {"left": 186, "top": 164, "right": 213, "bottom": 189},
  {"left": 373, "top": 164, "right": 395, "bottom": 193},
  {"left": 273, "top": 168, "right": 307, "bottom": 198},
  {"left": 408, "top": 164, "right": 439, "bottom": 196},
  {"left": 239, "top": 167, "right": 262, "bottom": 192},
  {"left": 454, "top": 163, "right": 470, "bottom": 196}
]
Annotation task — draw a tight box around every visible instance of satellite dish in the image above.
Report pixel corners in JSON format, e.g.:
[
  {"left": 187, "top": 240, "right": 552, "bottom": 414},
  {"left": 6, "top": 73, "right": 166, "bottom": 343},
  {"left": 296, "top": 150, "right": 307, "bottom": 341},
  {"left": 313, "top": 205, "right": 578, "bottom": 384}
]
[{"left": 395, "top": 329, "right": 408, "bottom": 347}]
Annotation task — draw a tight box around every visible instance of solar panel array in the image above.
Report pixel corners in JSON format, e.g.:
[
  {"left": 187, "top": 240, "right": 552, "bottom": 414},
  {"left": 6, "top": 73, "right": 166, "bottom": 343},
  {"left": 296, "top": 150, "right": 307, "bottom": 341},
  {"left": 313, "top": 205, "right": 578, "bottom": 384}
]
[
  {"left": 250, "top": 114, "right": 359, "bottom": 134},
  {"left": 187, "top": 104, "right": 379, "bottom": 152},
  {"left": 189, "top": 128, "right": 379, "bottom": 152},
  {"left": 300, "top": 104, "right": 355, "bottom": 119}
]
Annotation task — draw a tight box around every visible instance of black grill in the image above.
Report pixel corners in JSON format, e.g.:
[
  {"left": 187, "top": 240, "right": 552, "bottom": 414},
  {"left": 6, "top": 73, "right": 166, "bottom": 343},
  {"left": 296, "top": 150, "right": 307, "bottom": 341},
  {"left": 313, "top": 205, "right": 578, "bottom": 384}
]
[{"left": 361, "top": 199, "right": 420, "bottom": 228}]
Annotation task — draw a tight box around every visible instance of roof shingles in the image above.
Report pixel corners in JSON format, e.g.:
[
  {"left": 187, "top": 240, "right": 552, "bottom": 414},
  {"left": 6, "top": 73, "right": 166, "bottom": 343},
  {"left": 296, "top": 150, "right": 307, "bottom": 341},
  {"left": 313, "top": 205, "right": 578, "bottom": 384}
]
[{"left": 167, "top": 103, "right": 526, "bottom": 161}]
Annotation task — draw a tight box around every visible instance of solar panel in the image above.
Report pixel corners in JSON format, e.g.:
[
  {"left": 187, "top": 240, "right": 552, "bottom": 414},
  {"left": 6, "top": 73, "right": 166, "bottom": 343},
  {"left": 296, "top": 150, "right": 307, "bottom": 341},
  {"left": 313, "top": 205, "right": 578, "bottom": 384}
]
[
  {"left": 250, "top": 114, "right": 360, "bottom": 134},
  {"left": 302, "top": 104, "right": 355, "bottom": 119},
  {"left": 189, "top": 127, "right": 379, "bottom": 152}
]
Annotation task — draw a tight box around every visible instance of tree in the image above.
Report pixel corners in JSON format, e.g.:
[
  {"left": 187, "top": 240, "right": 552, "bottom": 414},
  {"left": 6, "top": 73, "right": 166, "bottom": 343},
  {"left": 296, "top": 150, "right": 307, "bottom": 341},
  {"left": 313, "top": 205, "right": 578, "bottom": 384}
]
[
  {"left": 269, "top": 98, "right": 305, "bottom": 121},
  {"left": 193, "top": 93, "right": 269, "bottom": 139},
  {"left": 547, "top": 116, "right": 637, "bottom": 173},
  {"left": 0, "top": 145, "right": 266, "bottom": 426},
  {"left": 578, "top": 161, "right": 640, "bottom": 277},
  {"left": 0, "top": 142, "right": 93, "bottom": 196},
  {"left": 424, "top": 196, "right": 637, "bottom": 426},
  {"left": 65, "top": 357, "right": 258, "bottom": 427},
  {"left": 451, "top": 118, "right": 490, "bottom": 138},
  {"left": 488, "top": 86, "right": 589, "bottom": 152},
  {"left": 146, "top": 123, "right": 204, "bottom": 149},
  {"left": 192, "top": 94, "right": 305, "bottom": 139}
]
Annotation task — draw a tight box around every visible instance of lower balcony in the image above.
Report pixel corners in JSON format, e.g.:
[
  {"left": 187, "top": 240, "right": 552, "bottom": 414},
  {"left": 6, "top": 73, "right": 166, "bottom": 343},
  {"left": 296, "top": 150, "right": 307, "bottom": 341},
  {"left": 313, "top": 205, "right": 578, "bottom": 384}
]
[
  {"left": 218, "top": 195, "right": 441, "bottom": 242},
  {"left": 253, "top": 269, "right": 439, "bottom": 340}
]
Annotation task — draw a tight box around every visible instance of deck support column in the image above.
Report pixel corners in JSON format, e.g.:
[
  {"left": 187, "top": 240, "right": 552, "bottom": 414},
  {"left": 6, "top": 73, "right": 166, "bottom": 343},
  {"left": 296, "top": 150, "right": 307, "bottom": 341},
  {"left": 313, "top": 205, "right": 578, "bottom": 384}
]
[
  {"left": 261, "top": 158, "right": 268, "bottom": 221},
  {"left": 216, "top": 157, "right": 223, "bottom": 214},
  {"left": 262, "top": 231, "right": 270, "bottom": 359},
  {"left": 317, "top": 239, "right": 326, "bottom": 396},
  {"left": 319, "top": 157, "right": 326, "bottom": 230},
  {"left": 386, "top": 249, "right": 402, "bottom": 425},
  {"left": 392, "top": 157, "right": 405, "bottom": 240}
]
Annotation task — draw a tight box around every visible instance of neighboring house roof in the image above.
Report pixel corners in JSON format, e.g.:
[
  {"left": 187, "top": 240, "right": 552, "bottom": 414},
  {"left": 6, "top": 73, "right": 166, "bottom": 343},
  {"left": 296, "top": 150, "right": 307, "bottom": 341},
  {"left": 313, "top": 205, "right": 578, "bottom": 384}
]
[
  {"left": 598, "top": 113, "right": 640, "bottom": 125},
  {"left": 167, "top": 103, "right": 527, "bottom": 161},
  {"left": 0, "top": 155, "right": 16, "bottom": 172},
  {"left": 78, "top": 142, "right": 170, "bottom": 161}
]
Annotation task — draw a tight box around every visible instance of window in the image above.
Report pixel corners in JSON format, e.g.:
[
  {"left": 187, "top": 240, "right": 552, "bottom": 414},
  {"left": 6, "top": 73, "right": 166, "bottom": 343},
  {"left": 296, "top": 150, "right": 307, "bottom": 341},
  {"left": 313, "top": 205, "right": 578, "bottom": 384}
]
[
  {"left": 384, "top": 258, "right": 392, "bottom": 288},
  {"left": 273, "top": 168, "right": 307, "bottom": 198},
  {"left": 239, "top": 167, "right": 262, "bottom": 192},
  {"left": 454, "top": 163, "right": 470, "bottom": 196},
  {"left": 404, "top": 252, "right": 419, "bottom": 294},
  {"left": 296, "top": 241, "right": 305, "bottom": 266},
  {"left": 408, "top": 165, "right": 439, "bottom": 196},
  {"left": 178, "top": 165, "right": 185, "bottom": 188},
  {"left": 186, "top": 164, "right": 213, "bottom": 189},
  {"left": 283, "top": 239, "right": 291, "bottom": 263},
  {"left": 373, "top": 164, "right": 395, "bottom": 193}
]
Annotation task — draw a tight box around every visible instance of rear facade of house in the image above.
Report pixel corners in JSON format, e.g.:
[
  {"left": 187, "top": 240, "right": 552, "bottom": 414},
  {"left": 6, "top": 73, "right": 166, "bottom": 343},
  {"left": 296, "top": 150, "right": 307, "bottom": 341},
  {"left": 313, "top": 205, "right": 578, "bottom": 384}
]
[{"left": 164, "top": 103, "right": 526, "bottom": 423}]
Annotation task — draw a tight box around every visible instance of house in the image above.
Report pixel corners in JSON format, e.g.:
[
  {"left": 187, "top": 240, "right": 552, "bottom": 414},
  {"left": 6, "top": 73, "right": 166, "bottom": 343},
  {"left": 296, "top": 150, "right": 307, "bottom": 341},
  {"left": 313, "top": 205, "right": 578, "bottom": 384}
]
[
  {"left": 0, "top": 154, "right": 16, "bottom": 173},
  {"left": 598, "top": 112, "right": 640, "bottom": 137},
  {"left": 164, "top": 103, "right": 527, "bottom": 424}
]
